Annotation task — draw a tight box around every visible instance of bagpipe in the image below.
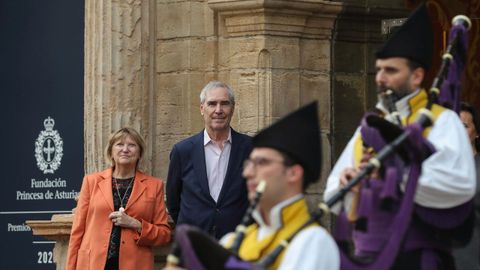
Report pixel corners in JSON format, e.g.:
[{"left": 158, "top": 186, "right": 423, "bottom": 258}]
[
  {"left": 334, "top": 14, "right": 473, "bottom": 270},
  {"left": 165, "top": 15, "right": 472, "bottom": 270}
]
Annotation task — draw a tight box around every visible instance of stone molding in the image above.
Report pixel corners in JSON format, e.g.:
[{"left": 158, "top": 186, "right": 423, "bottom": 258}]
[
  {"left": 27, "top": 214, "right": 73, "bottom": 237},
  {"left": 208, "top": 0, "right": 342, "bottom": 38},
  {"left": 208, "top": 0, "right": 341, "bottom": 12},
  {"left": 26, "top": 214, "right": 74, "bottom": 270}
]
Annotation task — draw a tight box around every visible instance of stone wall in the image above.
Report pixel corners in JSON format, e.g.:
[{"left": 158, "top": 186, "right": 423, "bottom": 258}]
[
  {"left": 82, "top": 0, "right": 417, "bottom": 227},
  {"left": 84, "top": 0, "right": 343, "bottom": 198},
  {"left": 80, "top": 0, "right": 347, "bottom": 268}
]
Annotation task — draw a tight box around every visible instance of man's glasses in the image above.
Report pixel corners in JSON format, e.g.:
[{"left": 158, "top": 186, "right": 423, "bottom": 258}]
[{"left": 243, "top": 157, "right": 285, "bottom": 171}]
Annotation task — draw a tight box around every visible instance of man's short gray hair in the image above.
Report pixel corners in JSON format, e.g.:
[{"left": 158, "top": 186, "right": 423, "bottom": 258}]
[{"left": 199, "top": 81, "right": 235, "bottom": 105}]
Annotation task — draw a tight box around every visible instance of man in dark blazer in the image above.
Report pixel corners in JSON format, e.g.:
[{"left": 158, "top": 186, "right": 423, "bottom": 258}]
[{"left": 166, "top": 81, "right": 251, "bottom": 239}]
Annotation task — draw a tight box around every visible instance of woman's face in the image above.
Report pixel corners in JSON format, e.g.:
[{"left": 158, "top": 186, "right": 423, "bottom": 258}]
[
  {"left": 460, "top": 111, "right": 478, "bottom": 145},
  {"left": 112, "top": 135, "right": 140, "bottom": 168}
]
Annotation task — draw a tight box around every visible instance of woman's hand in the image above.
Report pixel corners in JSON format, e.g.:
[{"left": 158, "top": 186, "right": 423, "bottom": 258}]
[{"left": 108, "top": 210, "right": 142, "bottom": 232}]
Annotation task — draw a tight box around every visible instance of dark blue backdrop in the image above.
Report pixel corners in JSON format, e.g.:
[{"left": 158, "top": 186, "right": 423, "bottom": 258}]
[{"left": 0, "top": 0, "right": 84, "bottom": 268}]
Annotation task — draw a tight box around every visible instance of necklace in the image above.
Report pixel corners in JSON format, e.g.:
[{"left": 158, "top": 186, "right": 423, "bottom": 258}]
[{"left": 112, "top": 176, "right": 134, "bottom": 212}]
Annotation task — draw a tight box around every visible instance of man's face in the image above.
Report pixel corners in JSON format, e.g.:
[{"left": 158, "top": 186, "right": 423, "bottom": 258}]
[
  {"left": 375, "top": 57, "right": 422, "bottom": 105},
  {"left": 242, "top": 148, "right": 289, "bottom": 210},
  {"left": 200, "top": 87, "right": 234, "bottom": 133}
]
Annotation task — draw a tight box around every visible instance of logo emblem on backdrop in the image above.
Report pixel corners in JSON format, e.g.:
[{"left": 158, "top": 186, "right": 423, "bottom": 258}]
[{"left": 35, "top": 117, "right": 63, "bottom": 174}]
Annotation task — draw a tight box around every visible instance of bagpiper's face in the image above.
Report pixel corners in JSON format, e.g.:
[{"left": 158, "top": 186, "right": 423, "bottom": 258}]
[
  {"left": 242, "top": 148, "right": 289, "bottom": 208},
  {"left": 375, "top": 57, "right": 423, "bottom": 102}
]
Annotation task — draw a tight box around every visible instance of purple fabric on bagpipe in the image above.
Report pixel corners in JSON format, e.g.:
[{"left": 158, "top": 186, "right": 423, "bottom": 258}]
[
  {"left": 174, "top": 224, "right": 262, "bottom": 270},
  {"left": 175, "top": 225, "right": 207, "bottom": 270},
  {"left": 413, "top": 21, "right": 474, "bottom": 241},
  {"left": 224, "top": 257, "right": 262, "bottom": 270},
  {"left": 438, "top": 23, "right": 469, "bottom": 113},
  {"left": 336, "top": 116, "right": 436, "bottom": 270}
]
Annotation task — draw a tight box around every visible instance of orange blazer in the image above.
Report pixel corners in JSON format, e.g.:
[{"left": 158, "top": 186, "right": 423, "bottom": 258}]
[{"left": 66, "top": 168, "right": 171, "bottom": 270}]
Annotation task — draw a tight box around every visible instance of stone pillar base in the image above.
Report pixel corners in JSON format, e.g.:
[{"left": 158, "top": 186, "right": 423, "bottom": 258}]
[{"left": 27, "top": 214, "right": 172, "bottom": 270}]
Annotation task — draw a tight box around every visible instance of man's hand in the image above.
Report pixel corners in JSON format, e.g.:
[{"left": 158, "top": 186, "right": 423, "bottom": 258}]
[
  {"left": 339, "top": 148, "right": 380, "bottom": 193},
  {"left": 360, "top": 148, "right": 380, "bottom": 179},
  {"left": 340, "top": 167, "right": 361, "bottom": 193}
]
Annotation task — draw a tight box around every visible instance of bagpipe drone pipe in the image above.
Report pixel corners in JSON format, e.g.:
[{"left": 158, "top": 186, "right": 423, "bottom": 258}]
[{"left": 164, "top": 15, "right": 472, "bottom": 270}]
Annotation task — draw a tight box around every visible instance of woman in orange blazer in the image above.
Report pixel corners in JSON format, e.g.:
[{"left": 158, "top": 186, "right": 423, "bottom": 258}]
[{"left": 67, "top": 127, "right": 171, "bottom": 270}]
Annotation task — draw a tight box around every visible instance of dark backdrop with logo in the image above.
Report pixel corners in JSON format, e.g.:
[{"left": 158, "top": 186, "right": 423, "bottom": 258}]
[{"left": 0, "top": 0, "right": 84, "bottom": 269}]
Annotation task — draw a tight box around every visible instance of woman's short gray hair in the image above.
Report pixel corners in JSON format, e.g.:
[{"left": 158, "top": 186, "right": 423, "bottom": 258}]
[{"left": 199, "top": 81, "right": 235, "bottom": 105}]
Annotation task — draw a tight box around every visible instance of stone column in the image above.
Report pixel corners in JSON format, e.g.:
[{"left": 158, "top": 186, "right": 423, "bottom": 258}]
[
  {"left": 208, "top": 0, "right": 342, "bottom": 201},
  {"left": 154, "top": 0, "right": 218, "bottom": 178},
  {"left": 84, "top": 0, "right": 157, "bottom": 174},
  {"left": 83, "top": 2, "right": 173, "bottom": 267},
  {"left": 26, "top": 214, "right": 73, "bottom": 270}
]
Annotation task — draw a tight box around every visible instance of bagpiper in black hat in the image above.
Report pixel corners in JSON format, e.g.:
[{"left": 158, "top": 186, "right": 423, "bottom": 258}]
[
  {"left": 375, "top": 3, "right": 434, "bottom": 70},
  {"left": 252, "top": 101, "right": 321, "bottom": 189}
]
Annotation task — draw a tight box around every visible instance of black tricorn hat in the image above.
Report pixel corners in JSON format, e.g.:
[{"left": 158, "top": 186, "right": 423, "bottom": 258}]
[
  {"left": 252, "top": 102, "right": 321, "bottom": 187},
  {"left": 375, "top": 3, "right": 433, "bottom": 70}
]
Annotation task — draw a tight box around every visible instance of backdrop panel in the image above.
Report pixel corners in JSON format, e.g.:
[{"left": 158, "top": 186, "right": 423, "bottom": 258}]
[{"left": 0, "top": 1, "right": 84, "bottom": 269}]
